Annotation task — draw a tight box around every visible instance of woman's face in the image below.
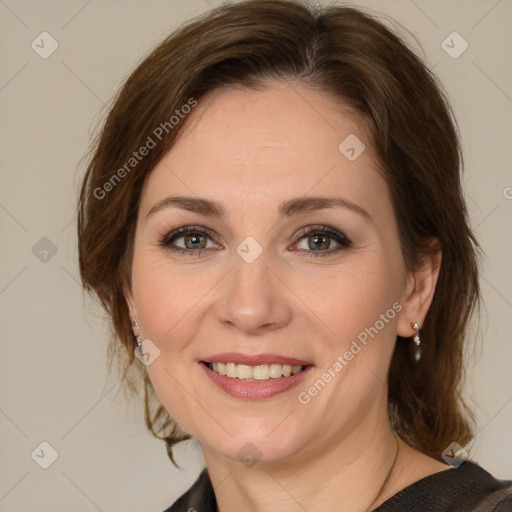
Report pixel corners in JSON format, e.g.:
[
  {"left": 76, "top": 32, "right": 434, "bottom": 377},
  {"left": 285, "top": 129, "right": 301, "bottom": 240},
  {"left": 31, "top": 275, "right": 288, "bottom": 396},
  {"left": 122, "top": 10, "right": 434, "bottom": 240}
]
[{"left": 127, "top": 82, "right": 415, "bottom": 465}]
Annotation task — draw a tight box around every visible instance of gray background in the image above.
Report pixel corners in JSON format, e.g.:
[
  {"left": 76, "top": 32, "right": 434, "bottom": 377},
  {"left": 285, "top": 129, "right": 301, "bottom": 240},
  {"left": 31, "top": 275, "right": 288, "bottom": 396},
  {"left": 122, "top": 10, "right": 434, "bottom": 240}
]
[{"left": 0, "top": 0, "right": 511, "bottom": 510}]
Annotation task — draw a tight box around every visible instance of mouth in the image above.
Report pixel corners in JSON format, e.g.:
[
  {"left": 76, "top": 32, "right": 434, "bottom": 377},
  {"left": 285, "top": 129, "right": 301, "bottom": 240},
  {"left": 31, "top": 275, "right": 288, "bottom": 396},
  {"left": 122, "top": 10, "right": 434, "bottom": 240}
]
[
  {"left": 199, "top": 356, "right": 314, "bottom": 400},
  {"left": 202, "top": 361, "right": 308, "bottom": 381}
]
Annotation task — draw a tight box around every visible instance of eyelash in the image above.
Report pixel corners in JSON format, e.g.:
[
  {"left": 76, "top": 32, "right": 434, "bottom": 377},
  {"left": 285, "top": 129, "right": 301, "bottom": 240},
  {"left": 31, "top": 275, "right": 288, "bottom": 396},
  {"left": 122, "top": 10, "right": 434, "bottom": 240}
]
[{"left": 158, "top": 225, "right": 352, "bottom": 259}]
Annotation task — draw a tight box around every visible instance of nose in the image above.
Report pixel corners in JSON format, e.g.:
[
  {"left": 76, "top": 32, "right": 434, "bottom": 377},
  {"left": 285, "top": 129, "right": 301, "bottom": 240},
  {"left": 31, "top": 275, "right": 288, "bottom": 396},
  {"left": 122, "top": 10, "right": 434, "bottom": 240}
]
[{"left": 216, "top": 252, "right": 293, "bottom": 335}]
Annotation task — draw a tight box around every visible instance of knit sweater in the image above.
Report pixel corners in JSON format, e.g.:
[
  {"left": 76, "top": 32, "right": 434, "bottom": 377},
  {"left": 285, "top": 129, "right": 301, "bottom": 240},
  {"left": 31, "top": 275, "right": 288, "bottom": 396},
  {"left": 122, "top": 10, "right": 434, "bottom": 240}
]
[{"left": 163, "top": 461, "right": 512, "bottom": 511}]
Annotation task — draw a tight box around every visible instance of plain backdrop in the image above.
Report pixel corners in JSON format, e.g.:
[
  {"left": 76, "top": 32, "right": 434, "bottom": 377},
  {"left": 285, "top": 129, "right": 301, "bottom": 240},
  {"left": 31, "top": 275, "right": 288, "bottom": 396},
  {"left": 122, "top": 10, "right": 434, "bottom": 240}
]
[{"left": 0, "top": 0, "right": 511, "bottom": 510}]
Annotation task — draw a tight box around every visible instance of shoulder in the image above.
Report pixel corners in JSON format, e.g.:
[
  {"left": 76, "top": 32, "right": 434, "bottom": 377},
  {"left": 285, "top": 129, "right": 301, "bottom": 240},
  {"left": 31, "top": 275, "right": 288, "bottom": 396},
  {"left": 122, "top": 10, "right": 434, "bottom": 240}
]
[
  {"left": 376, "top": 460, "right": 512, "bottom": 512},
  {"left": 161, "top": 468, "right": 216, "bottom": 512}
]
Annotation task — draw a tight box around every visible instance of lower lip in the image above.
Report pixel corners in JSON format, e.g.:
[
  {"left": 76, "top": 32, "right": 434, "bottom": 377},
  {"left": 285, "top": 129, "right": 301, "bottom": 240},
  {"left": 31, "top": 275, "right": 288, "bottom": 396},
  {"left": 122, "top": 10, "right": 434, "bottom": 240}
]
[{"left": 199, "top": 362, "right": 314, "bottom": 400}]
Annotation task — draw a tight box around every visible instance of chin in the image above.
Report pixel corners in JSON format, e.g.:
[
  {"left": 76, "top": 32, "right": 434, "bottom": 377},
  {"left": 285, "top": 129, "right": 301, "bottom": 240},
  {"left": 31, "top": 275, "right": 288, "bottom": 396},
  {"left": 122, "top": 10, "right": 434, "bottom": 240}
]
[
  {"left": 199, "top": 419, "right": 312, "bottom": 466},
  {"left": 218, "top": 438, "right": 300, "bottom": 466}
]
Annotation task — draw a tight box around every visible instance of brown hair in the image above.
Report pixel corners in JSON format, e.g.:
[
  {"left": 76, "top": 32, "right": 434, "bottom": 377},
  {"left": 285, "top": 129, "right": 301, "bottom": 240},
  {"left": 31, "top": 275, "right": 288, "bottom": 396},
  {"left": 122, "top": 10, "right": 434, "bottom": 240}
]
[{"left": 78, "top": 0, "right": 480, "bottom": 466}]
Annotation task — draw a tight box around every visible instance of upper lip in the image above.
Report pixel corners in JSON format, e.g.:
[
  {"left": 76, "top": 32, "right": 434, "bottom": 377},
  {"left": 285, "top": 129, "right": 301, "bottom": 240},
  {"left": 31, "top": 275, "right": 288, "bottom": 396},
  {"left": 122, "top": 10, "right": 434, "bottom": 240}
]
[{"left": 201, "top": 353, "right": 313, "bottom": 366}]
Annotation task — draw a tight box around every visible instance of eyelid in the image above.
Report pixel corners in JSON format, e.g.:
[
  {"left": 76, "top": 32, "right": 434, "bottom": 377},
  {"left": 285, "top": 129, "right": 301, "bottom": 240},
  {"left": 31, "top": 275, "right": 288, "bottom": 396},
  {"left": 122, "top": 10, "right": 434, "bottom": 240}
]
[{"left": 294, "top": 224, "right": 352, "bottom": 245}]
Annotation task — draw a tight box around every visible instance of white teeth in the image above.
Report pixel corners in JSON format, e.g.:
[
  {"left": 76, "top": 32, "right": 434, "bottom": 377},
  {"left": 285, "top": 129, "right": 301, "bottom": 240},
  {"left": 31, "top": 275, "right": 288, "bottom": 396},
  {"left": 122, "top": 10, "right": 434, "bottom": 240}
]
[
  {"left": 269, "top": 364, "right": 283, "bottom": 378},
  {"left": 236, "top": 364, "right": 253, "bottom": 380},
  {"left": 225, "top": 362, "right": 237, "bottom": 378},
  {"left": 253, "top": 365, "right": 270, "bottom": 380},
  {"left": 207, "top": 362, "right": 305, "bottom": 381}
]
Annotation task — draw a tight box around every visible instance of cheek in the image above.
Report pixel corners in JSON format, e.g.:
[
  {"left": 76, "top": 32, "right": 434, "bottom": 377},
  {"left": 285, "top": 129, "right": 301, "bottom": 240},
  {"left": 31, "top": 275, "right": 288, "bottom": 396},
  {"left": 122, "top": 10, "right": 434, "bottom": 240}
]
[
  {"left": 130, "top": 249, "right": 231, "bottom": 373},
  {"left": 130, "top": 253, "right": 210, "bottom": 434},
  {"left": 300, "top": 256, "right": 402, "bottom": 350},
  {"left": 296, "top": 261, "right": 402, "bottom": 423},
  {"left": 132, "top": 262, "right": 202, "bottom": 349}
]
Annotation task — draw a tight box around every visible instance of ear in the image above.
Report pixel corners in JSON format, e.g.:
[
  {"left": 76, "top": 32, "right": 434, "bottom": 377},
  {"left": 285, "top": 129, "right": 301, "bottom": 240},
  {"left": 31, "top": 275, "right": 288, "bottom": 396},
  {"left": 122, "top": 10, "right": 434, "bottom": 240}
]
[{"left": 396, "top": 239, "right": 442, "bottom": 337}]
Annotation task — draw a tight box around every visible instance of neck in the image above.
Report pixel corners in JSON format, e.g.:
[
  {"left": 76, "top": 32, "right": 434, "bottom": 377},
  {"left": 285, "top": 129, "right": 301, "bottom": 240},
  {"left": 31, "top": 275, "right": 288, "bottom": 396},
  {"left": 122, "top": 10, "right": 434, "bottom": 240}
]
[{"left": 202, "top": 403, "right": 405, "bottom": 512}]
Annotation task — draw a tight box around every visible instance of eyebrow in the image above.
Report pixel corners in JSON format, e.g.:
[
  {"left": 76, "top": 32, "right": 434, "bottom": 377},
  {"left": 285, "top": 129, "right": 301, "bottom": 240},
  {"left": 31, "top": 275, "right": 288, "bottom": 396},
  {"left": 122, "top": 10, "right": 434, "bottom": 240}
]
[{"left": 146, "top": 195, "right": 370, "bottom": 220}]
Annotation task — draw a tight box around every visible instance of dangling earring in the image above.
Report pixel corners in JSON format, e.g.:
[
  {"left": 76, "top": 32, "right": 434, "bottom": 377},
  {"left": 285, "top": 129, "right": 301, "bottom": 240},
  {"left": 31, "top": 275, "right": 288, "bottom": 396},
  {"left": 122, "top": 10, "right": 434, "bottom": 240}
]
[
  {"left": 130, "top": 315, "right": 144, "bottom": 358},
  {"left": 412, "top": 322, "right": 421, "bottom": 361}
]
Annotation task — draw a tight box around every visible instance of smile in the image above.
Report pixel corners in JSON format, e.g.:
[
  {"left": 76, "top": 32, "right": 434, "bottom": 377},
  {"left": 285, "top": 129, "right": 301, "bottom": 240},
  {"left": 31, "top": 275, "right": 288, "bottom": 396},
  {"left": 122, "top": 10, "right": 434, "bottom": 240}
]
[
  {"left": 206, "top": 362, "right": 305, "bottom": 381},
  {"left": 200, "top": 360, "right": 314, "bottom": 400}
]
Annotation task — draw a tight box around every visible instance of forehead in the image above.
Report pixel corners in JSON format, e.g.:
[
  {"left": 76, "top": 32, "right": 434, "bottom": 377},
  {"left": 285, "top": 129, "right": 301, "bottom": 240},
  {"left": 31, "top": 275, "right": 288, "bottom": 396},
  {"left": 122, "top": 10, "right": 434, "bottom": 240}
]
[{"left": 140, "top": 82, "right": 389, "bottom": 221}]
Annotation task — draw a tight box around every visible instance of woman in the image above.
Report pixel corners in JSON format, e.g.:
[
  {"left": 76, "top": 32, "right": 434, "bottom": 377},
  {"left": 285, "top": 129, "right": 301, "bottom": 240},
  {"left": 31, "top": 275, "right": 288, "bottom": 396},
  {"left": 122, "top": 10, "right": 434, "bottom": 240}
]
[{"left": 77, "top": 0, "right": 512, "bottom": 510}]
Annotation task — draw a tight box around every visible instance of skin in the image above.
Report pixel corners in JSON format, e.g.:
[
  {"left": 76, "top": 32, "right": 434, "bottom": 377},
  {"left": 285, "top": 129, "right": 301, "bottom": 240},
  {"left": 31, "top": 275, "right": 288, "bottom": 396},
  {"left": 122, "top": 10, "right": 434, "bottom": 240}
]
[{"left": 125, "top": 81, "right": 449, "bottom": 511}]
